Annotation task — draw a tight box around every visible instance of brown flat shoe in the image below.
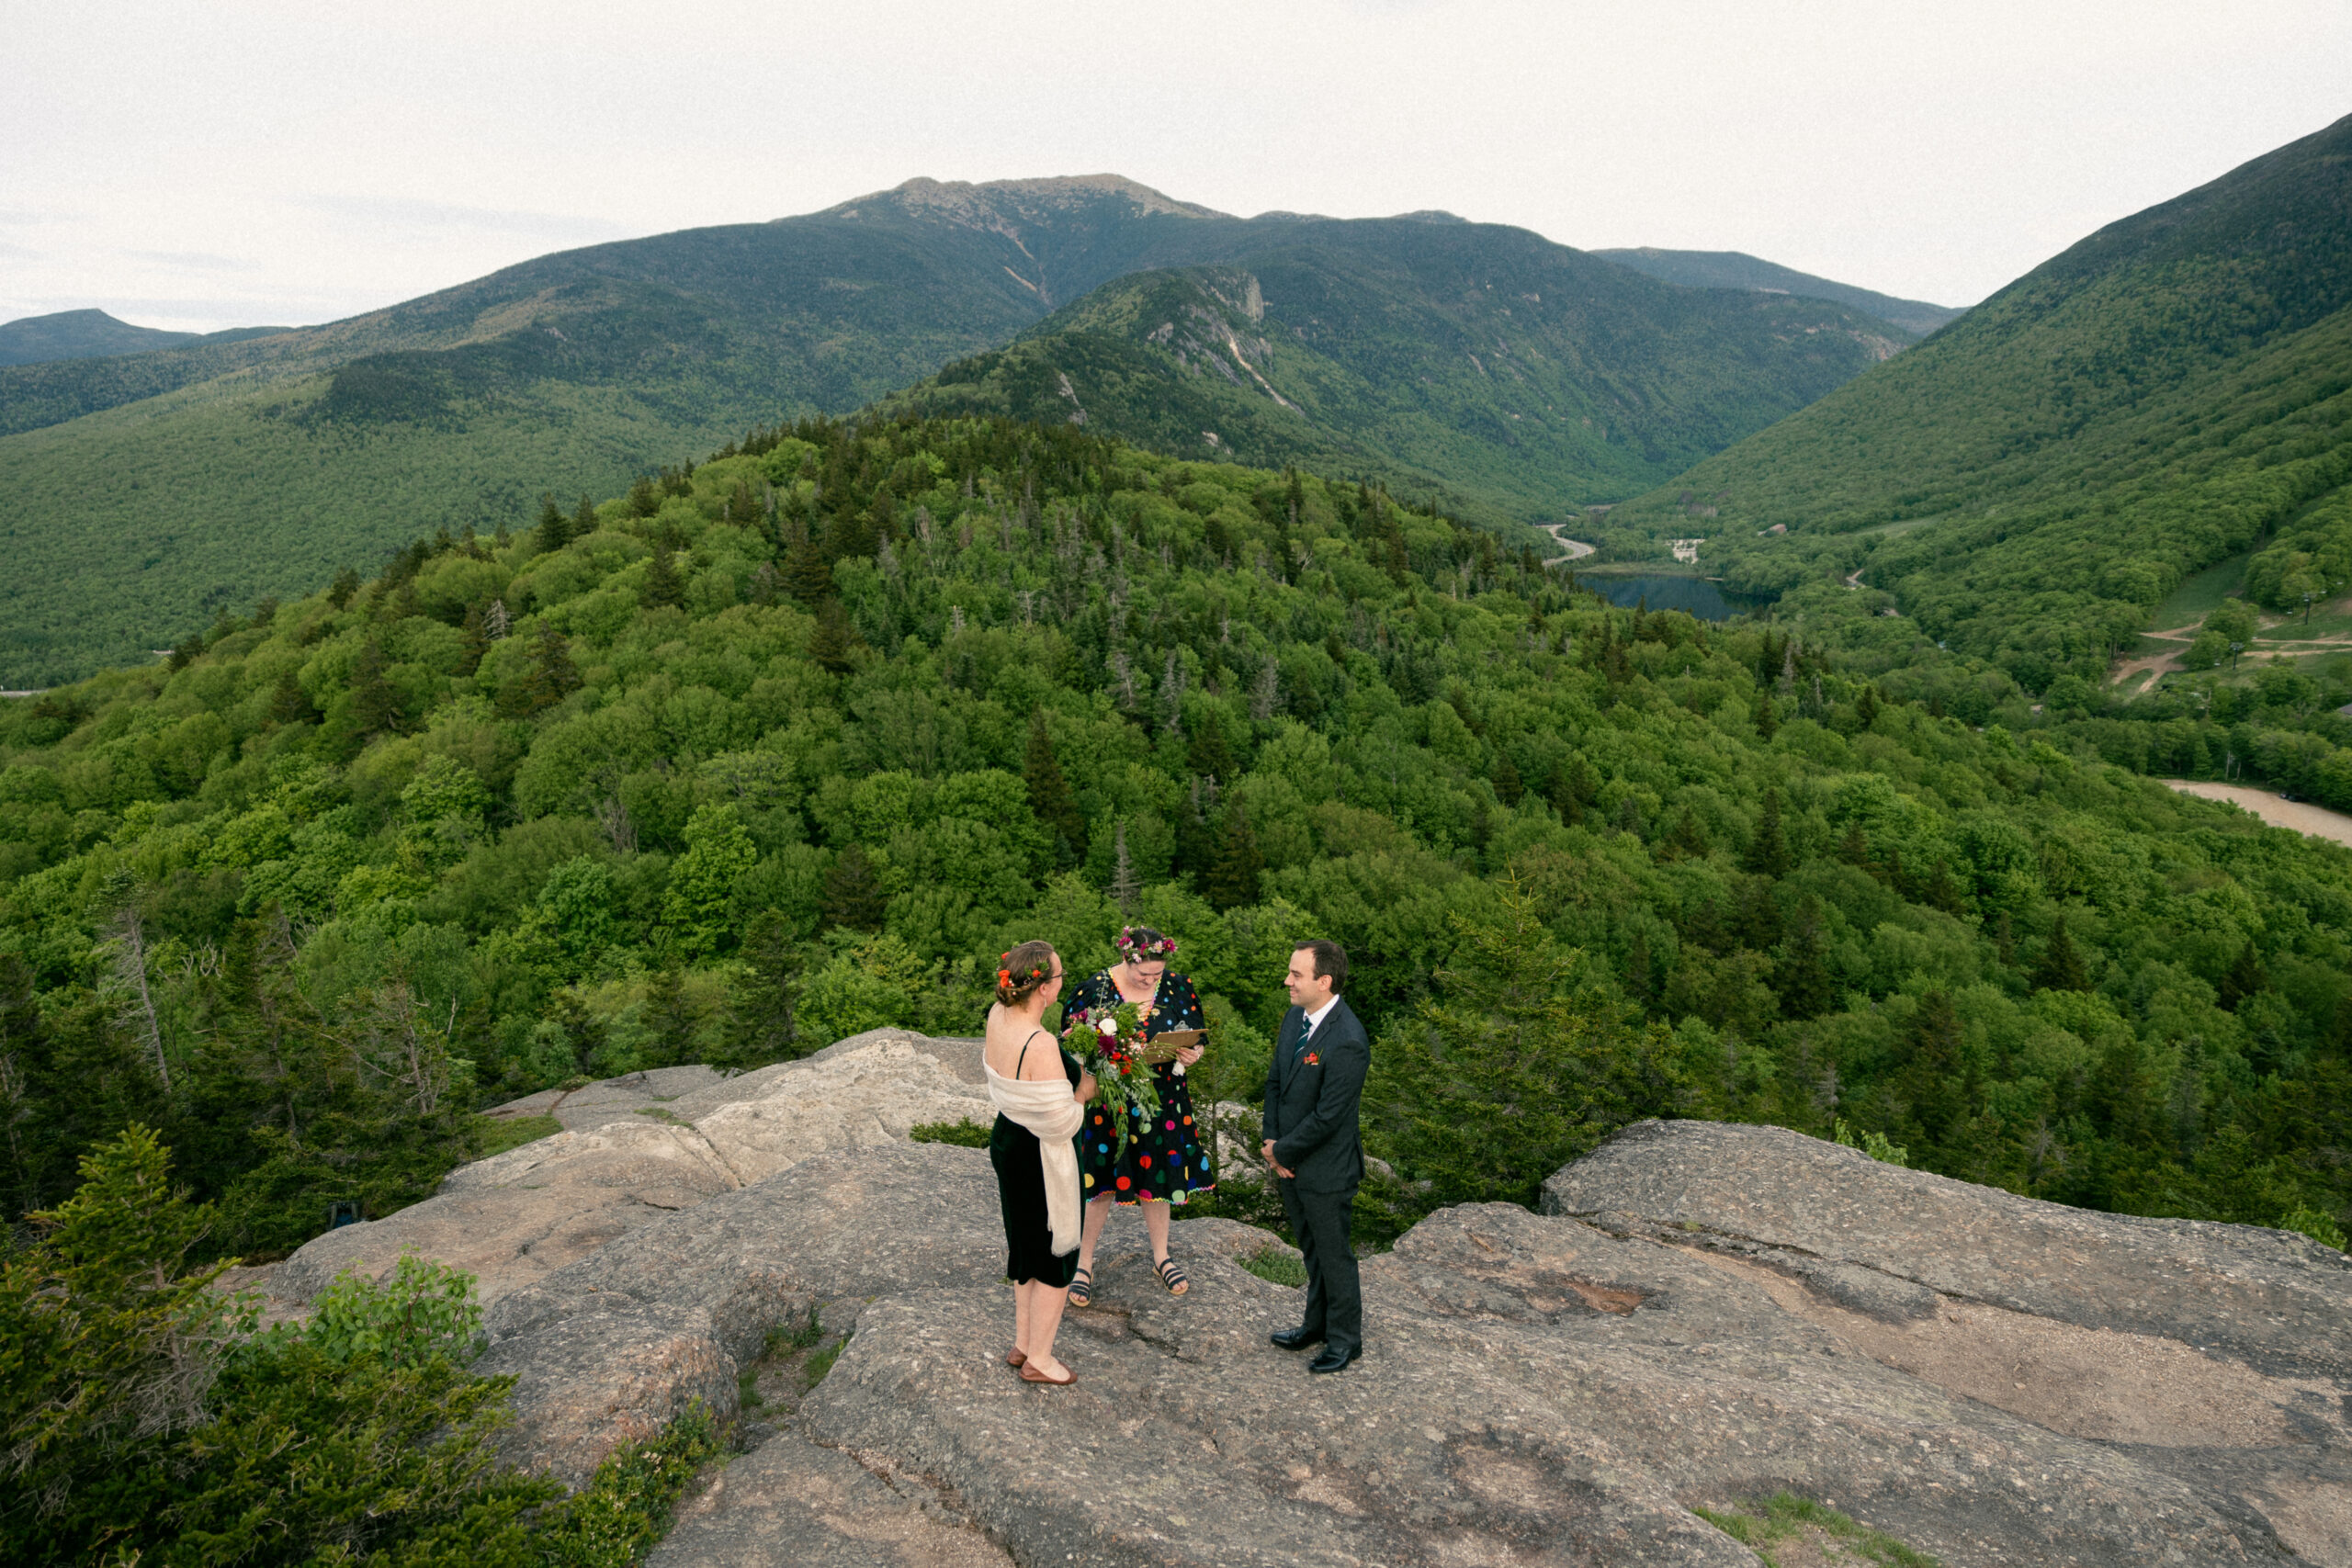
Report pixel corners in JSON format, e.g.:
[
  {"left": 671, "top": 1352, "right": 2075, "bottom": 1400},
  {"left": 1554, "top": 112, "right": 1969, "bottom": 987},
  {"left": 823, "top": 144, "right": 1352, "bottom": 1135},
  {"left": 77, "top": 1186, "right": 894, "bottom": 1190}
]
[
  {"left": 1005, "top": 1347, "right": 1026, "bottom": 1367},
  {"left": 1018, "top": 1359, "right": 1077, "bottom": 1385}
]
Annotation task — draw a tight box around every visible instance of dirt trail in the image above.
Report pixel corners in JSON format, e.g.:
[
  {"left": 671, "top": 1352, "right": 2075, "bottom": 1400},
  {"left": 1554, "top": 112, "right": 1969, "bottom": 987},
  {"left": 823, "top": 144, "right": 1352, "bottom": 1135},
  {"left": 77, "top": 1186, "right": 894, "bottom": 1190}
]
[{"left": 2165, "top": 781, "right": 2352, "bottom": 848}]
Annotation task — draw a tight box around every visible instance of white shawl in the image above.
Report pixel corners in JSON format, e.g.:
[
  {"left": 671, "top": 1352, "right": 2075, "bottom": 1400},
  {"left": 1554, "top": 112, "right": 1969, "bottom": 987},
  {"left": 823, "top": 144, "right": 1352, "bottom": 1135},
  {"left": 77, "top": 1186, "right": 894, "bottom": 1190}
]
[{"left": 985, "top": 1059, "right": 1085, "bottom": 1256}]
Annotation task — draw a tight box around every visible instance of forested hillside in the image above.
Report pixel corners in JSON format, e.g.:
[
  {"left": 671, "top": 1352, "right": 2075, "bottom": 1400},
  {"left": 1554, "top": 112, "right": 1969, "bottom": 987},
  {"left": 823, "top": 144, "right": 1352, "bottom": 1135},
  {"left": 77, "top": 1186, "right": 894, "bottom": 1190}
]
[
  {"left": 0, "top": 177, "right": 1909, "bottom": 687},
  {"left": 880, "top": 231, "right": 1906, "bottom": 525},
  {"left": 1599, "top": 112, "right": 2352, "bottom": 691},
  {"left": 2, "top": 415, "right": 2346, "bottom": 1280},
  {"left": 0, "top": 308, "right": 289, "bottom": 367},
  {"left": 1593, "top": 248, "right": 1963, "bottom": 336}
]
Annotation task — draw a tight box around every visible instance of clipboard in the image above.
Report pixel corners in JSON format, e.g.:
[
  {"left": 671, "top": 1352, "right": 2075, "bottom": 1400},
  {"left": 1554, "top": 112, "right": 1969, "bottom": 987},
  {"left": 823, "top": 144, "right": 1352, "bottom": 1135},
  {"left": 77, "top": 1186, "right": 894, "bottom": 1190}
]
[{"left": 1135, "top": 1029, "right": 1205, "bottom": 1066}]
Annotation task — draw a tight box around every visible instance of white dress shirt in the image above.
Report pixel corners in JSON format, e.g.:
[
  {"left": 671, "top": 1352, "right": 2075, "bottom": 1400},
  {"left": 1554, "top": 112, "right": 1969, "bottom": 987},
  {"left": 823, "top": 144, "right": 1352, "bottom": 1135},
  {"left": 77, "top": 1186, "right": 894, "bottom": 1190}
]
[{"left": 1300, "top": 995, "right": 1340, "bottom": 1042}]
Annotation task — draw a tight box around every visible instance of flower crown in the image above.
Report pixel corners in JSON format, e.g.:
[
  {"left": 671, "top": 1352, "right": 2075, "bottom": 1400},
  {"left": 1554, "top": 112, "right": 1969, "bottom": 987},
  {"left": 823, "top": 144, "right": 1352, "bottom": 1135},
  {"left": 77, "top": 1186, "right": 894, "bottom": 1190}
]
[
  {"left": 1114, "top": 927, "right": 1177, "bottom": 962},
  {"left": 997, "top": 952, "right": 1050, "bottom": 988}
]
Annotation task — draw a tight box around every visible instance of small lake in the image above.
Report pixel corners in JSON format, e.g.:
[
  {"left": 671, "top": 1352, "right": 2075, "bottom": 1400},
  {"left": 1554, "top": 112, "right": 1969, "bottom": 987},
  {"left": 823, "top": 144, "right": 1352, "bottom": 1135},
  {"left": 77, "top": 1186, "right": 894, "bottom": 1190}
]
[{"left": 1577, "top": 574, "right": 1767, "bottom": 622}]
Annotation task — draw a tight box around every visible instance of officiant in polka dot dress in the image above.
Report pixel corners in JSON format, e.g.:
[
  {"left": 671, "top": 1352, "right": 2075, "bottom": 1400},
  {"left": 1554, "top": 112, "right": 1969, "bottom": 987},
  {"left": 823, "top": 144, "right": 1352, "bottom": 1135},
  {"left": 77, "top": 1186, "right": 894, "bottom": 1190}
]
[{"left": 1058, "top": 926, "right": 1214, "bottom": 1303}]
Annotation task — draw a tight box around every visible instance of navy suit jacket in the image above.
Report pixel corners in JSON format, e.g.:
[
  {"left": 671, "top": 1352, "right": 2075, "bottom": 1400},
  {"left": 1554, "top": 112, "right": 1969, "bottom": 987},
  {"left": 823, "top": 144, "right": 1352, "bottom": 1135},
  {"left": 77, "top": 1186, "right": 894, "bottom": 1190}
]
[{"left": 1261, "top": 996, "right": 1370, "bottom": 1193}]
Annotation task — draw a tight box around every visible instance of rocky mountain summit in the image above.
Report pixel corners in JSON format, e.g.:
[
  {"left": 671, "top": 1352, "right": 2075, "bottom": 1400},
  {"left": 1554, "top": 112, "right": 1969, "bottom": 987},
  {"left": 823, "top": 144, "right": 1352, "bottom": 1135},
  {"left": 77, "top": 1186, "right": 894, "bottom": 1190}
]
[{"left": 265, "top": 1032, "right": 2352, "bottom": 1566}]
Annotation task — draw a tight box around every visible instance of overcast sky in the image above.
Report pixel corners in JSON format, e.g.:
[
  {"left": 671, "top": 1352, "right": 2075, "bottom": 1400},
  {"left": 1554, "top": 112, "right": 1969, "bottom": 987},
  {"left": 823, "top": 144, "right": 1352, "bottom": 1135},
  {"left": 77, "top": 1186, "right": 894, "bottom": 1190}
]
[{"left": 6, "top": 0, "right": 2348, "bottom": 333}]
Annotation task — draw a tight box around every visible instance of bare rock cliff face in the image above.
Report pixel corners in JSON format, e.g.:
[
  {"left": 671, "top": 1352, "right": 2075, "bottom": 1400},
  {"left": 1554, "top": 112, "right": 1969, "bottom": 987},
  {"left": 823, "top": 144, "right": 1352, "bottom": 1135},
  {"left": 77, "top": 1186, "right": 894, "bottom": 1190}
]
[{"left": 272, "top": 1043, "right": 2351, "bottom": 1566}]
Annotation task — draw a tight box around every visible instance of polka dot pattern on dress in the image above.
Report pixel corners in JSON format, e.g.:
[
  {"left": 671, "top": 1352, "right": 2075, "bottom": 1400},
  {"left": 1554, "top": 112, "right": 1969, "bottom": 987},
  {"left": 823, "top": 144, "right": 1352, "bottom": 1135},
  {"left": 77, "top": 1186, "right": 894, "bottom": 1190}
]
[{"left": 1064, "top": 969, "right": 1217, "bottom": 1208}]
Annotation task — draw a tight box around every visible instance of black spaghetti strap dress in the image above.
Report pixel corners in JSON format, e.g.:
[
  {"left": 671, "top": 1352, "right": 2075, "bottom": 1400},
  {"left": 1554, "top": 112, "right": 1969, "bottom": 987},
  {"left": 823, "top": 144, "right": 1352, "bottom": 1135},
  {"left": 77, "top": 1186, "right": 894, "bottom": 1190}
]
[{"left": 988, "top": 1033, "right": 1086, "bottom": 1287}]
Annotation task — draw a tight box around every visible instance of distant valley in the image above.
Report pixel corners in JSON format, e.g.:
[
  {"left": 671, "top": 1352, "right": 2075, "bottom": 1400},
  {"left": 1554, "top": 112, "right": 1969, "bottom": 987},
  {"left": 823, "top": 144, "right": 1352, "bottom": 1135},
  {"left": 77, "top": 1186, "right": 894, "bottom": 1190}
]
[{"left": 0, "top": 177, "right": 1927, "bottom": 684}]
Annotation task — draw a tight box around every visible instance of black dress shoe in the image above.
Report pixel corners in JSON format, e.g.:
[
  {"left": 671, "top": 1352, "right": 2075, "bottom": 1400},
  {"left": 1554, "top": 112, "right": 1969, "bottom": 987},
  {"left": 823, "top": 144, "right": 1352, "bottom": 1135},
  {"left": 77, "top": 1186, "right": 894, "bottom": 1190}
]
[
  {"left": 1270, "top": 1326, "right": 1325, "bottom": 1351},
  {"left": 1306, "top": 1344, "right": 1362, "bottom": 1374}
]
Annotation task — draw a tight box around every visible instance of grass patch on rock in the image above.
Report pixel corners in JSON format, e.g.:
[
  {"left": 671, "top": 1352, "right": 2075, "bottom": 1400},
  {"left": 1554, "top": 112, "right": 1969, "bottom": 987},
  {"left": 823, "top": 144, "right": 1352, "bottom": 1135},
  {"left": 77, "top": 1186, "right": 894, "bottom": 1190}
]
[
  {"left": 473, "top": 1112, "right": 562, "bottom": 1159},
  {"left": 909, "top": 1118, "right": 992, "bottom": 1147},
  {"left": 1694, "top": 1494, "right": 1939, "bottom": 1567}
]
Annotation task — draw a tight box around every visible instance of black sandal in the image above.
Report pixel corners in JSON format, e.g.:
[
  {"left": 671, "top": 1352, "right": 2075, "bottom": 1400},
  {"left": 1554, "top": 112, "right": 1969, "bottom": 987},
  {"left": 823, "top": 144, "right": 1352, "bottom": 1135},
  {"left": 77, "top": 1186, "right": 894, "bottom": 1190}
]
[
  {"left": 1067, "top": 1268, "right": 1093, "bottom": 1307},
  {"left": 1155, "top": 1258, "right": 1189, "bottom": 1296}
]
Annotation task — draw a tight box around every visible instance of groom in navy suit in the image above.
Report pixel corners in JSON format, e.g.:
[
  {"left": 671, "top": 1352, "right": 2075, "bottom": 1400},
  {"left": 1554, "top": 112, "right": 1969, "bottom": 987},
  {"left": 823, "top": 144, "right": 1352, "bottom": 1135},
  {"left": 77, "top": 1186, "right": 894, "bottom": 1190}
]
[{"left": 1261, "top": 939, "right": 1369, "bottom": 1373}]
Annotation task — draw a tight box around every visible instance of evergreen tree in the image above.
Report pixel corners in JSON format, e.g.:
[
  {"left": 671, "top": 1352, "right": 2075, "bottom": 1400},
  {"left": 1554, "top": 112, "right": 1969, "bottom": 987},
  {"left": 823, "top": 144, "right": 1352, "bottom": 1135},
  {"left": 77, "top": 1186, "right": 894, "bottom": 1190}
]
[
  {"left": 1491, "top": 751, "right": 1524, "bottom": 807},
  {"left": 718, "top": 910, "right": 800, "bottom": 1069},
  {"left": 640, "top": 543, "right": 685, "bottom": 610},
  {"left": 571, "top": 494, "right": 597, "bottom": 538},
  {"left": 326, "top": 568, "right": 360, "bottom": 610},
  {"left": 1745, "top": 788, "right": 1791, "bottom": 877},
  {"left": 784, "top": 529, "right": 834, "bottom": 605},
  {"left": 349, "top": 637, "right": 403, "bottom": 737},
  {"left": 2218, "top": 942, "right": 2268, "bottom": 1011},
  {"left": 1773, "top": 898, "right": 1834, "bottom": 1020},
  {"left": 1857, "top": 683, "right": 1882, "bottom": 730},
  {"left": 1666, "top": 807, "right": 1709, "bottom": 860},
  {"left": 1206, "top": 799, "right": 1263, "bottom": 910},
  {"left": 521, "top": 624, "right": 579, "bottom": 713},
  {"left": 535, "top": 495, "right": 569, "bottom": 557},
  {"left": 1890, "top": 988, "right": 1968, "bottom": 1156},
  {"left": 266, "top": 672, "right": 316, "bottom": 727},
  {"left": 1186, "top": 716, "right": 1238, "bottom": 784},
  {"left": 820, "top": 845, "right": 886, "bottom": 931},
  {"left": 1023, "top": 710, "right": 1087, "bottom": 865},
  {"left": 1753, "top": 691, "right": 1779, "bottom": 739},
  {"left": 809, "top": 602, "right": 861, "bottom": 674},
  {"left": 2031, "top": 919, "right": 2091, "bottom": 993}
]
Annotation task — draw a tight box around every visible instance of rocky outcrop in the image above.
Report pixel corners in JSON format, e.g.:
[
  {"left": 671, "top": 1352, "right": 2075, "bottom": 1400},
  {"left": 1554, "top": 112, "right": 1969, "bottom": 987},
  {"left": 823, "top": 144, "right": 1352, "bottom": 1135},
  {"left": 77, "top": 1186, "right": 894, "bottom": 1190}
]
[
  {"left": 270, "top": 1039, "right": 2352, "bottom": 1565},
  {"left": 274, "top": 1032, "right": 989, "bottom": 1307}
]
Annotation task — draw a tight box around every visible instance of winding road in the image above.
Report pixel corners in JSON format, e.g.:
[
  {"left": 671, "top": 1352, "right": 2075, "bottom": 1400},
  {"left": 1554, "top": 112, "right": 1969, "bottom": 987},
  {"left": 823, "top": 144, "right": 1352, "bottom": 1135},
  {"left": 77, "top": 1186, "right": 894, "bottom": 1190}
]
[{"left": 1540, "top": 522, "right": 1596, "bottom": 563}]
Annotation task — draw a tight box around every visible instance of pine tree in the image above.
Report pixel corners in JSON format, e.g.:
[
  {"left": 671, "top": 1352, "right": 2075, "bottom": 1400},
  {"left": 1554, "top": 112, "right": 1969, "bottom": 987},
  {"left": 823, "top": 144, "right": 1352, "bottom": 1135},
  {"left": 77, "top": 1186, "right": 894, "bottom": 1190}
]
[
  {"left": 809, "top": 601, "right": 860, "bottom": 674},
  {"left": 1186, "top": 716, "right": 1238, "bottom": 784},
  {"left": 349, "top": 637, "right": 403, "bottom": 736},
  {"left": 1206, "top": 799, "right": 1263, "bottom": 910},
  {"left": 326, "top": 567, "right": 360, "bottom": 610},
  {"left": 640, "top": 543, "right": 685, "bottom": 609},
  {"left": 1666, "top": 807, "right": 1709, "bottom": 860},
  {"left": 483, "top": 598, "right": 510, "bottom": 641},
  {"left": 2218, "top": 942, "right": 2268, "bottom": 1011},
  {"left": 1745, "top": 788, "right": 1791, "bottom": 877},
  {"left": 783, "top": 528, "right": 834, "bottom": 605},
  {"left": 1773, "top": 897, "right": 1834, "bottom": 1020},
  {"left": 820, "top": 845, "right": 886, "bottom": 931},
  {"left": 1892, "top": 987, "right": 1968, "bottom": 1154},
  {"left": 640, "top": 967, "right": 695, "bottom": 1068},
  {"left": 535, "top": 495, "right": 569, "bottom": 556},
  {"left": 1492, "top": 751, "right": 1524, "bottom": 807},
  {"left": 266, "top": 671, "right": 316, "bottom": 726},
  {"left": 1857, "top": 683, "right": 1882, "bottom": 730},
  {"left": 1753, "top": 691, "right": 1779, "bottom": 739},
  {"left": 718, "top": 910, "right": 800, "bottom": 1069},
  {"left": 2031, "top": 919, "right": 2091, "bottom": 993},
  {"left": 1023, "top": 711, "right": 1088, "bottom": 865},
  {"left": 522, "top": 623, "right": 579, "bottom": 712},
  {"left": 572, "top": 494, "right": 597, "bottom": 539}
]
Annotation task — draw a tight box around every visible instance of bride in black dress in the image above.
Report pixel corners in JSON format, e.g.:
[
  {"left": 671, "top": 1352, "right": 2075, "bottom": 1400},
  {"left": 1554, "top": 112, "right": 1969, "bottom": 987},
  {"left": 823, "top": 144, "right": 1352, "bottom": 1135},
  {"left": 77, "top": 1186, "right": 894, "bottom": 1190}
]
[{"left": 1060, "top": 926, "right": 1212, "bottom": 1304}]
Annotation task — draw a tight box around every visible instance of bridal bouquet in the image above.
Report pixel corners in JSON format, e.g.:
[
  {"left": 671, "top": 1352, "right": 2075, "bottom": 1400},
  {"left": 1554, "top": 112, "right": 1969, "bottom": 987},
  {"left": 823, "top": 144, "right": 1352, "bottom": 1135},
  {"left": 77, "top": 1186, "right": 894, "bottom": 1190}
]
[{"left": 1064, "top": 999, "right": 1164, "bottom": 1161}]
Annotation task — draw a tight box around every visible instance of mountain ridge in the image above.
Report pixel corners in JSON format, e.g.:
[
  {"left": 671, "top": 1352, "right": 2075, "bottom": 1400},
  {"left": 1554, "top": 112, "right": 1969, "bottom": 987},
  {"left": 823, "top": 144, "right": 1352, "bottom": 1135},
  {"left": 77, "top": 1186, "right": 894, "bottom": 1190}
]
[
  {"left": 0, "top": 175, "right": 1919, "bottom": 683},
  {"left": 1594, "top": 247, "right": 1963, "bottom": 335},
  {"left": 1597, "top": 110, "right": 2352, "bottom": 689}
]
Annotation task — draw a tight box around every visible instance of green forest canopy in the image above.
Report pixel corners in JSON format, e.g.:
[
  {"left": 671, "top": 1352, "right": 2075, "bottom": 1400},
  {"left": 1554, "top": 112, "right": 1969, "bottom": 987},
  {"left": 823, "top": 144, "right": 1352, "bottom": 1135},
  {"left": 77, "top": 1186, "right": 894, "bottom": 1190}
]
[
  {"left": 1598, "top": 112, "right": 2352, "bottom": 694},
  {"left": 1, "top": 412, "right": 2346, "bottom": 1272}
]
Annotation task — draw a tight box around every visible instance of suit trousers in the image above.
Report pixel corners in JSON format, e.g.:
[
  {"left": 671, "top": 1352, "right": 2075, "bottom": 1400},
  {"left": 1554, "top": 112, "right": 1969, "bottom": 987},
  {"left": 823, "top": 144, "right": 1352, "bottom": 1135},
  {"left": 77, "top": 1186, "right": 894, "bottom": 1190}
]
[{"left": 1278, "top": 1178, "right": 1362, "bottom": 1353}]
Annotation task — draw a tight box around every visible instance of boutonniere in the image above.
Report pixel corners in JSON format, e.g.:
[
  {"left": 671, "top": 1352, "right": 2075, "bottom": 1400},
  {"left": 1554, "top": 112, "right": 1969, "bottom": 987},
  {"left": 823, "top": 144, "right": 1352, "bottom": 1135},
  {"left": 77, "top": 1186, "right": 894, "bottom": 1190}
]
[{"left": 1304, "top": 1051, "right": 1321, "bottom": 1066}]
